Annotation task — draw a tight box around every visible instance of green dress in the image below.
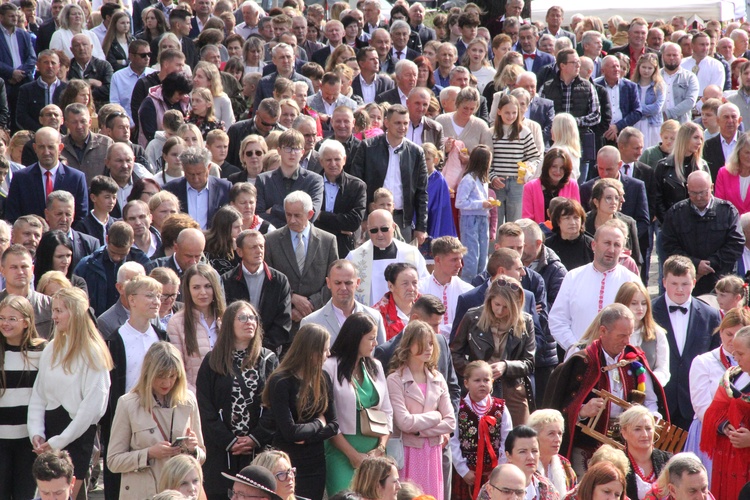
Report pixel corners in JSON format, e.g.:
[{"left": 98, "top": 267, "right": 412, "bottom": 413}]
[{"left": 325, "top": 365, "right": 381, "bottom": 495}]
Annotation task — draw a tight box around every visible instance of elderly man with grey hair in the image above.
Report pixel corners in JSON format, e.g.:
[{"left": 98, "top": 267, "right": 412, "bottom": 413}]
[
  {"left": 376, "top": 59, "right": 418, "bottom": 106},
  {"left": 234, "top": 0, "right": 261, "bottom": 39},
  {"left": 389, "top": 19, "right": 420, "bottom": 63},
  {"left": 265, "top": 190, "right": 339, "bottom": 331},
  {"left": 163, "top": 146, "right": 232, "bottom": 229},
  {"left": 44, "top": 190, "right": 101, "bottom": 269},
  {"left": 96, "top": 260, "right": 147, "bottom": 339}
]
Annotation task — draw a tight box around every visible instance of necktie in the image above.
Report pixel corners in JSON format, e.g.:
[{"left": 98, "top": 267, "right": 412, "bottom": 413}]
[
  {"left": 623, "top": 163, "right": 630, "bottom": 175},
  {"left": 295, "top": 233, "right": 305, "bottom": 274},
  {"left": 523, "top": 53, "right": 536, "bottom": 59},
  {"left": 45, "top": 171, "right": 53, "bottom": 197},
  {"left": 45, "top": 85, "right": 51, "bottom": 106},
  {"left": 669, "top": 305, "right": 688, "bottom": 314},
  {"left": 692, "top": 64, "right": 700, "bottom": 76},
  {"left": 396, "top": 51, "right": 403, "bottom": 60}
]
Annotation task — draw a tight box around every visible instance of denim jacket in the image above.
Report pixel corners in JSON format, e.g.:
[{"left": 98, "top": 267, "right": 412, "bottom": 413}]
[
  {"left": 639, "top": 81, "right": 666, "bottom": 125},
  {"left": 455, "top": 173, "right": 490, "bottom": 216},
  {"left": 661, "top": 67, "right": 699, "bottom": 124}
]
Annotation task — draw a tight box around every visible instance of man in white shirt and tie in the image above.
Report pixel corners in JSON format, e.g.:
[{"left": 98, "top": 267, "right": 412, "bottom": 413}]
[{"left": 651, "top": 255, "right": 722, "bottom": 429}]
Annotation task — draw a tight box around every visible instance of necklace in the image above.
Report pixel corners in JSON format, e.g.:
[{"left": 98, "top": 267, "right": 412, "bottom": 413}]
[
  {"left": 468, "top": 394, "right": 492, "bottom": 416},
  {"left": 628, "top": 450, "right": 656, "bottom": 483}
]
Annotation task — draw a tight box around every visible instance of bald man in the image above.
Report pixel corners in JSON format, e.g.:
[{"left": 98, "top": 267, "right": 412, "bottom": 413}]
[
  {"left": 67, "top": 33, "right": 112, "bottom": 108},
  {"left": 346, "top": 209, "right": 428, "bottom": 306},
  {"left": 147, "top": 227, "right": 206, "bottom": 281},
  {"left": 661, "top": 170, "right": 744, "bottom": 295},
  {"left": 406, "top": 87, "right": 443, "bottom": 147},
  {"left": 485, "top": 464, "right": 527, "bottom": 500},
  {"left": 6, "top": 126, "right": 89, "bottom": 224}
]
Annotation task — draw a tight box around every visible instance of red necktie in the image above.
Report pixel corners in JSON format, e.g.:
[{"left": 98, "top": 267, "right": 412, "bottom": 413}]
[
  {"left": 45, "top": 171, "right": 53, "bottom": 197},
  {"left": 523, "top": 53, "right": 536, "bottom": 59}
]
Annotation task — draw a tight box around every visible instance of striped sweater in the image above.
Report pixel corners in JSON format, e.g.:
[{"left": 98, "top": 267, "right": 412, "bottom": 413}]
[
  {"left": 0, "top": 344, "right": 44, "bottom": 440},
  {"left": 490, "top": 126, "right": 539, "bottom": 180}
]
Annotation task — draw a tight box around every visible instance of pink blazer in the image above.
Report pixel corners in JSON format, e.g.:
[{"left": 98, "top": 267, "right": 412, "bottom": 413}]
[
  {"left": 715, "top": 167, "right": 750, "bottom": 214},
  {"left": 386, "top": 365, "right": 456, "bottom": 448},
  {"left": 522, "top": 179, "right": 580, "bottom": 223}
]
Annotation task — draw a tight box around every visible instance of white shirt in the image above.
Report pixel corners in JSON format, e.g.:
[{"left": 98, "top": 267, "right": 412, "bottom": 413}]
[
  {"left": 397, "top": 87, "right": 408, "bottom": 107},
  {"left": 187, "top": 183, "right": 210, "bottom": 229},
  {"left": 721, "top": 132, "right": 738, "bottom": 163},
  {"left": 743, "top": 246, "right": 750, "bottom": 274},
  {"left": 662, "top": 70, "right": 678, "bottom": 109},
  {"left": 111, "top": 65, "right": 157, "bottom": 126},
  {"left": 690, "top": 346, "right": 734, "bottom": 421},
  {"left": 665, "top": 295, "right": 692, "bottom": 355},
  {"left": 549, "top": 263, "right": 641, "bottom": 350},
  {"left": 234, "top": 22, "right": 258, "bottom": 39},
  {"left": 359, "top": 74, "right": 377, "bottom": 104},
  {"left": 91, "top": 23, "right": 107, "bottom": 45},
  {"left": 198, "top": 312, "right": 218, "bottom": 348},
  {"left": 605, "top": 80, "right": 622, "bottom": 124},
  {"left": 681, "top": 56, "right": 726, "bottom": 95},
  {"left": 384, "top": 139, "right": 404, "bottom": 210},
  {"left": 418, "top": 273, "right": 472, "bottom": 340},
  {"left": 602, "top": 348, "right": 625, "bottom": 416},
  {"left": 391, "top": 47, "right": 407, "bottom": 62},
  {"left": 408, "top": 118, "right": 424, "bottom": 145},
  {"left": 118, "top": 321, "right": 160, "bottom": 392}
]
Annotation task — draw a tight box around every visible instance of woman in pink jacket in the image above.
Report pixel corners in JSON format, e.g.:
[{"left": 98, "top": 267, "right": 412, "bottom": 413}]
[
  {"left": 522, "top": 148, "right": 581, "bottom": 223},
  {"left": 387, "top": 321, "right": 456, "bottom": 500},
  {"left": 715, "top": 132, "right": 750, "bottom": 215},
  {"left": 167, "top": 264, "right": 226, "bottom": 392}
]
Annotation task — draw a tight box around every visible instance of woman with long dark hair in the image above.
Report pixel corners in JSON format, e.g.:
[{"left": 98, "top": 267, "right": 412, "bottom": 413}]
[
  {"left": 324, "top": 313, "right": 393, "bottom": 496},
  {"left": 522, "top": 148, "right": 581, "bottom": 223},
  {"left": 33, "top": 230, "right": 87, "bottom": 294},
  {"left": 197, "top": 301, "right": 278, "bottom": 500},
  {"left": 263, "top": 324, "right": 338, "bottom": 500},
  {"left": 203, "top": 206, "right": 243, "bottom": 275}
]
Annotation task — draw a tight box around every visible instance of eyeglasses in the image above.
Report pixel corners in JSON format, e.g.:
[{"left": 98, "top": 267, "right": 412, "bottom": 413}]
[
  {"left": 487, "top": 483, "right": 526, "bottom": 499},
  {"left": 274, "top": 467, "right": 296, "bottom": 481},
  {"left": 281, "top": 146, "right": 303, "bottom": 154},
  {"left": 494, "top": 278, "right": 521, "bottom": 291},
  {"left": 132, "top": 52, "right": 152, "bottom": 58},
  {"left": 237, "top": 314, "right": 259, "bottom": 323},
  {"left": 227, "top": 489, "right": 269, "bottom": 500},
  {"left": 138, "top": 293, "right": 162, "bottom": 301},
  {"left": 369, "top": 225, "right": 391, "bottom": 234},
  {"left": 162, "top": 293, "right": 179, "bottom": 301},
  {"left": 688, "top": 189, "right": 710, "bottom": 197},
  {"left": 245, "top": 149, "right": 264, "bottom": 157},
  {"left": 0, "top": 316, "right": 22, "bottom": 323}
]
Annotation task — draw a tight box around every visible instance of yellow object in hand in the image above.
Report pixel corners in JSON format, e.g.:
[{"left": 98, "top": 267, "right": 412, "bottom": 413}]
[
  {"left": 517, "top": 162, "right": 527, "bottom": 184},
  {"left": 489, "top": 199, "right": 502, "bottom": 207}
]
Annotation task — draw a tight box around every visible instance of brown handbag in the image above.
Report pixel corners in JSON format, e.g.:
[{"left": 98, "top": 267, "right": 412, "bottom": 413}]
[{"left": 355, "top": 380, "right": 389, "bottom": 437}]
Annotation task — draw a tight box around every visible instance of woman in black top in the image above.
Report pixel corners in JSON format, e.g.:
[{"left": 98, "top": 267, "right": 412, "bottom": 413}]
[
  {"left": 203, "top": 206, "right": 243, "bottom": 275},
  {"left": 545, "top": 198, "right": 594, "bottom": 271},
  {"left": 197, "top": 301, "right": 278, "bottom": 500},
  {"left": 263, "top": 324, "right": 338, "bottom": 500},
  {"left": 33, "top": 230, "right": 88, "bottom": 295}
]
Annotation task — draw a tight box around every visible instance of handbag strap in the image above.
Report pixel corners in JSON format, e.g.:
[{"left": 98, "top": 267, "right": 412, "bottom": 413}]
[{"left": 353, "top": 377, "right": 364, "bottom": 411}]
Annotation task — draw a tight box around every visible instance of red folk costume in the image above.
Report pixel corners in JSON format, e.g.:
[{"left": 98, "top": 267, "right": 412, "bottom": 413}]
[
  {"left": 374, "top": 292, "right": 421, "bottom": 340},
  {"left": 543, "top": 340, "right": 669, "bottom": 459},
  {"left": 452, "top": 396, "right": 507, "bottom": 500},
  {"left": 701, "top": 366, "right": 750, "bottom": 500}
]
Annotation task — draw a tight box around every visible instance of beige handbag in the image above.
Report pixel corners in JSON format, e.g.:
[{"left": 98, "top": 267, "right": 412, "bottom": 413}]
[{"left": 355, "top": 379, "right": 389, "bottom": 437}]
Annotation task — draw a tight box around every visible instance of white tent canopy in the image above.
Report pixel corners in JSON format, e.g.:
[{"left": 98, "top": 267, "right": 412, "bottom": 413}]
[{"left": 530, "top": 0, "right": 743, "bottom": 24}]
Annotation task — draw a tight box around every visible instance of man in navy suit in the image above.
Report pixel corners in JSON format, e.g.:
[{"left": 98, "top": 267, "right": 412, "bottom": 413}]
[
  {"left": 310, "top": 20, "right": 346, "bottom": 67},
  {"left": 0, "top": 4, "right": 37, "bottom": 132},
  {"left": 595, "top": 56, "right": 643, "bottom": 146},
  {"left": 163, "top": 146, "right": 231, "bottom": 230},
  {"left": 352, "top": 47, "right": 394, "bottom": 103},
  {"left": 516, "top": 71, "right": 554, "bottom": 148},
  {"left": 652, "top": 255, "right": 721, "bottom": 429},
  {"left": 6, "top": 127, "right": 88, "bottom": 225},
  {"left": 518, "top": 25, "right": 555, "bottom": 79},
  {"left": 15, "top": 50, "right": 67, "bottom": 132}
]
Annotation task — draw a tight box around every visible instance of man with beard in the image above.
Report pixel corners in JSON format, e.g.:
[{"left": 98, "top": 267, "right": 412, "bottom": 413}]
[{"left": 660, "top": 42, "right": 699, "bottom": 124}]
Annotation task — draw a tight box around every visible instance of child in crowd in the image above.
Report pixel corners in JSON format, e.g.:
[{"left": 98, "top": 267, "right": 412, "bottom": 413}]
[
  {"left": 715, "top": 275, "right": 747, "bottom": 315},
  {"left": 73, "top": 175, "right": 119, "bottom": 246},
  {"left": 701, "top": 98, "right": 722, "bottom": 140},
  {"left": 450, "top": 360, "right": 512, "bottom": 500},
  {"left": 206, "top": 129, "right": 240, "bottom": 178}
]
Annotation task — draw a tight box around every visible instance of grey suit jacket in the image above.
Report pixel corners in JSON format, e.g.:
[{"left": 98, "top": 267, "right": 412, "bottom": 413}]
[
  {"left": 0, "top": 290, "right": 52, "bottom": 339},
  {"left": 97, "top": 300, "right": 129, "bottom": 340},
  {"left": 306, "top": 92, "right": 358, "bottom": 114},
  {"left": 263, "top": 225, "right": 339, "bottom": 310},
  {"left": 300, "top": 299, "right": 386, "bottom": 345},
  {"left": 420, "top": 117, "right": 444, "bottom": 148}
]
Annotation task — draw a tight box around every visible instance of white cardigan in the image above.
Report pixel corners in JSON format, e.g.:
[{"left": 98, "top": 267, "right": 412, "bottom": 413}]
[{"left": 323, "top": 356, "right": 393, "bottom": 435}]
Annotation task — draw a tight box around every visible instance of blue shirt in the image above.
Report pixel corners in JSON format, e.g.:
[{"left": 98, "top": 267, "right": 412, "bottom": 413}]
[
  {"left": 290, "top": 223, "right": 311, "bottom": 254},
  {"left": 187, "top": 182, "right": 209, "bottom": 229},
  {"left": 323, "top": 178, "right": 339, "bottom": 212}
]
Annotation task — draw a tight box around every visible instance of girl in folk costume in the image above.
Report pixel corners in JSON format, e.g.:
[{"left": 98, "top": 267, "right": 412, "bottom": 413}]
[
  {"left": 714, "top": 275, "right": 747, "bottom": 317},
  {"left": 449, "top": 361, "right": 512, "bottom": 500},
  {"left": 701, "top": 325, "right": 750, "bottom": 500},
  {"left": 687, "top": 308, "right": 750, "bottom": 483}
]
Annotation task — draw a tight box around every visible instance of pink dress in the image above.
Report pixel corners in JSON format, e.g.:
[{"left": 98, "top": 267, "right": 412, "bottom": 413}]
[{"left": 401, "top": 383, "right": 445, "bottom": 500}]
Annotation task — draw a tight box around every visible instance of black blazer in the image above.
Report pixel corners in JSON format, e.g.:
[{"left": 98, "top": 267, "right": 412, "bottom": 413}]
[
  {"left": 351, "top": 74, "right": 394, "bottom": 101},
  {"left": 15, "top": 79, "right": 67, "bottom": 131},
  {"left": 254, "top": 167, "right": 324, "bottom": 228},
  {"left": 702, "top": 134, "right": 725, "bottom": 182},
  {"left": 35, "top": 18, "right": 56, "bottom": 53},
  {"left": 147, "top": 254, "right": 183, "bottom": 277},
  {"left": 314, "top": 172, "right": 367, "bottom": 257},
  {"left": 632, "top": 161, "right": 657, "bottom": 220},
  {"left": 350, "top": 134, "right": 429, "bottom": 232},
  {"left": 71, "top": 229, "right": 102, "bottom": 271},
  {"left": 66, "top": 56, "right": 113, "bottom": 105},
  {"left": 528, "top": 96, "right": 554, "bottom": 149},
  {"left": 221, "top": 263, "right": 292, "bottom": 351},
  {"left": 303, "top": 150, "right": 322, "bottom": 175},
  {"left": 5, "top": 162, "right": 88, "bottom": 224},
  {"left": 311, "top": 45, "right": 335, "bottom": 67},
  {"left": 375, "top": 87, "right": 403, "bottom": 106},
  {"left": 163, "top": 176, "right": 232, "bottom": 229},
  {"left": 652, "top": 295, "right": 720, "bottom": 427},
  {"left": 72, "top": 211, "right": 117, "bottom": 246}
]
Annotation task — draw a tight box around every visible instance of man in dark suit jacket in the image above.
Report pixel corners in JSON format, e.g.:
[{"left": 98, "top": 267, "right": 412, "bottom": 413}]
[
  {"left": 222, "top": 230, "right": 292, "bottom": 353},
  {"left": 517, "top": 72, "right": 555, "bottom": 148},
  {"left": 352, "top": 47, "right": 394, "bottom": 102},
  {"left": 517, "top": 25, "right": 556, "bottom": 78},
  {"left": 314, "top": 140, "right": 367, "bottom": 257},
  {"left": 255, "top": 43, "right": 314, "bottom": 103},
  {"left": 35, "top": 15, "right": 58, "bottom": 53},
  {"left": 146, "top": 227, "right": 205, "bottom": 282},
  {"left": 164, "top": 156, "right": 231, "bottom": 230},
  {"left": 154, "top": 10, "right": 199, "bottom": 68},
  {"left": 702, "top": 103, "right": 741, "bottom": 182},
  {"left": 0, "top": 4, "right": 36, "bottom": 131},
  {"left": 376, "top": 59, "right": 418, "bottom": 107},
  {"left": 351, "top": 104, "right": 429, "bottom": 244},
  {"left": 310, "top": 20, "right": 347, "bottom": 67},
  {"left": 15, "top": 51, "right": 67, "bottom": 132},
  {"left": 67, "top": 34, "right": 113, "bottom": 108},
  {"left": 595, "top": 56, "right": 643, "bottom": 145},
  {"left": 264, "top": 192, "right": 339, "bottom": 329},
  {"left": 6, "top": 127, "right": 88, "bottom": 224},
  {"left": 42, "top": 190, "right": 101, "bottom": 270},
  {"left": 652, "top": 255, "right": 722, "bottom": 429}
]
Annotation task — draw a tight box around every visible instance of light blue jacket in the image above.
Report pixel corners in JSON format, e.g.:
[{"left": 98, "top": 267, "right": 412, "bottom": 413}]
[
  {"left": 638, "top": 81, "right": 666, "bottom": 126},
  {"left": 660, "top": 67, "right": 699, "bottom": 124},
  {"left": 455, "top": 173, "right": 490, "bottom": 217}
]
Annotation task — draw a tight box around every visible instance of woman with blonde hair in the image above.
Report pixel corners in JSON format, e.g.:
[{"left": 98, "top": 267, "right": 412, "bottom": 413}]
[
  {"left": 253, "top": 450, "right": 301, "bottom": 500},
  {"left": 108, "top": 342, "right": 205, "bottom": 498},
  {"left": 615, "top": 281, "right": 670, "bottom": 385},
  {"left": 639, "top": 120, "right": 680, "bottom": 169},
  {"left": 527, "top": 409, "right": 577, "bottom": 495},
  {"left": 388, "top": 321, "right": 455, "bottom": 500},
  {"left": 167, "top": 264, "right": 226, "bottom": 391},
  {"left": 633, "top": 53, "right": 666, "bottom": 149},
  {"left": 231, "top": 134, "right": 268, "bottom": 184},
  {"left": 263, "top": 324, "right": 338, "bottom": 500},
  {"left": 619, "top": 405, "right": 670, "bottom": 500},
  {"left": 461, "top": 38, "right": 495, "bottom": 94},
  {"left": 450, "top": 275, "right": 535, "bottom": 425},
  {"left": 551, "top": 113, "right": 582, "bottom": 180},
  {"left": 28, "top": 287, "right": 113, "bottom": 499},
  {"left": 654, "top": 121, "right": 707, "bottom": 223},
  {"left": 242, "top": 36, "right": 265, "bottom": 75},
  {"left": 0, "top": 295, "right": 46, "bottom": 498},
  {"left": 37, "top": 270, "right": 73, "bottom": 296},
  {"left": 149, "top": 190, "right": 180, "bottom": 233},
  {"left": 192, "top": 61, "right": 235, "bottom": 128},
  {"left": 351, "top": 456, "right": 400, "bottom": 500},
  {"left": 326, "top": 44, "right": 357, "bottom": 73},
  {"left": 187, "top": 87, "right": 223, "bottom": 139},
  {"left": 176, "top": 124, "right": 222, "bottom": 177},
  {"left": 157, "top": 454, "right": 204, "bottom": 500},
  {"left": 49, "top": 3, "right": 105, "bottom": 59},
  {"left": 715, "top": 131, "right": 750, "bottom": 214}
]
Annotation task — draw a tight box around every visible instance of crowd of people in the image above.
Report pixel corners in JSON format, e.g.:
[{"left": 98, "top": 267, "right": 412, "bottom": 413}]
[{"left": 4, "top": 0, "right": 750, "bottom": 499}]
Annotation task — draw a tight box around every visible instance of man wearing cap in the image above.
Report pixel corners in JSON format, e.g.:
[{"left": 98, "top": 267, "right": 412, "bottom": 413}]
[{"left": 224, "top": 465, "right": 284, "bottom": 500}]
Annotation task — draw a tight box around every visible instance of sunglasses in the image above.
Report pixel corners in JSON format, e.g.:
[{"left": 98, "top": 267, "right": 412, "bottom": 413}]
[
  {"left": 494, "top": 278, "right": 521, "bottom": 291},
  {"left": 132, "top": 52, "right": 151, "bottom": 58},
  {"left": 369, "top": 226, "right": 391, "bottom": 234},
  {"left": 244, "top": 150, "right": 264, "bottom": 157}
]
